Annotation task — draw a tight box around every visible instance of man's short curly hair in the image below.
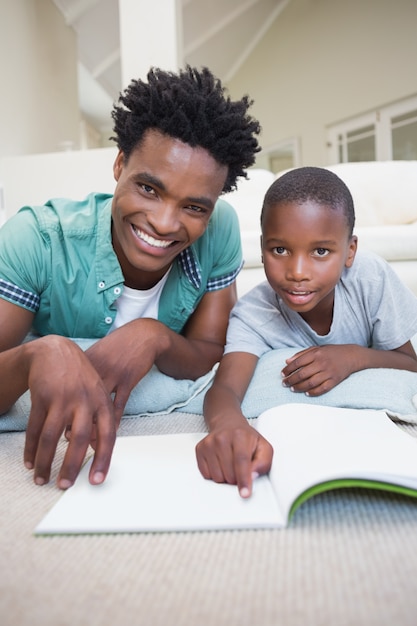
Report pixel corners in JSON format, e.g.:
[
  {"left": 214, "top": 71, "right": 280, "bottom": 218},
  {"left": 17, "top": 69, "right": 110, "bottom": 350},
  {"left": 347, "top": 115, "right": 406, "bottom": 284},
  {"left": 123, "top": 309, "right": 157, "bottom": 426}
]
[
  {"left": 261, "top": 166, "right": 355, "bottom": 236},
  {"left": 110, "top": 66, "right": 261, "bottom": 193}
]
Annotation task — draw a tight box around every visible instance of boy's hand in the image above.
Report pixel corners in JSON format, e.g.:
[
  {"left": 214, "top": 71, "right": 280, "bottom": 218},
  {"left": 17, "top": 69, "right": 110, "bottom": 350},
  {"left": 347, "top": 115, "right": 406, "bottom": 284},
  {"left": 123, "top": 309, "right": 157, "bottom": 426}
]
[
  {"left": 281, "top": 345, "right": 357, "bottom": 395},
  {"left": 195, "top": 422, "right": 273, "bottom": 498},
  {"left": 23, "top": 336, "right": 117, "bottom": 489}
]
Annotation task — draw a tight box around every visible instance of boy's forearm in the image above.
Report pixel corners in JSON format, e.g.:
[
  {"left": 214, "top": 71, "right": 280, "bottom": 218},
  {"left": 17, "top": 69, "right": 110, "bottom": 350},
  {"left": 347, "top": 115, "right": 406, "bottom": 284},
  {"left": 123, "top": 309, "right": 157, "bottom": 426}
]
[
  {"left": 203, "top": 351, "right": 259, "bottom": 432},
  {"left": 203, "top": 384, "right": 247, "bottom": 433},
  {"left": 352, "top": 345, "right": 417, "bottom": 373}
]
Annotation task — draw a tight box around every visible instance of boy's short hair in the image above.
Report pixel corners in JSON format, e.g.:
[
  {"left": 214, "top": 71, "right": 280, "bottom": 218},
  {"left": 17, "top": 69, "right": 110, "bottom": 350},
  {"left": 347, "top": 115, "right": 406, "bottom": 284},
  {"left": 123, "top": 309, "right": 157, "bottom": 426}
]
[
  {"left": 110, "top": 66, "right": 261, "bottom": 193},
  {"left": 261, "top": 166, "right": 355, "bottom": 236}
]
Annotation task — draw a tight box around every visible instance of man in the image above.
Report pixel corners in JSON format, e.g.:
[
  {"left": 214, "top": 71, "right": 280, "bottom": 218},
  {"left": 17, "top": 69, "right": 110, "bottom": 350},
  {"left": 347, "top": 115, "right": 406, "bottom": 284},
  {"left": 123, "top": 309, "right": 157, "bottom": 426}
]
[{"left": 0, "top": 66, "right": 261, "bottom": 488}]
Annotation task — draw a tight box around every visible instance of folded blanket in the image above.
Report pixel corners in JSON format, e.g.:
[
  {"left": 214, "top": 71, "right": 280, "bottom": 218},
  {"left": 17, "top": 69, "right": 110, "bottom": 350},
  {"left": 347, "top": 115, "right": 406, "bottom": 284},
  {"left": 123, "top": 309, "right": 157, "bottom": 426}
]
[{"left": 1, "top": 346, "right": 417, "bottom": 432}]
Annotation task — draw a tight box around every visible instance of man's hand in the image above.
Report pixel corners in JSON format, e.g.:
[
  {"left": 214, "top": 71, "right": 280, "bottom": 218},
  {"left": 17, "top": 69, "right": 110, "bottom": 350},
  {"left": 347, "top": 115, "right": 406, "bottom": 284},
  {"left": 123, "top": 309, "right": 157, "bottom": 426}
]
[
  {"left": 196, "top": 421, "right": 273, "bottom": 498},
  {"left": 281, "top": 345, "right": 358, "bottom": 395},
  {"left": 85, "top": 319, "right": 167, "bottom": 422},
  {"left": 22, "top": 336, "right": 117, "bottom": 489}
]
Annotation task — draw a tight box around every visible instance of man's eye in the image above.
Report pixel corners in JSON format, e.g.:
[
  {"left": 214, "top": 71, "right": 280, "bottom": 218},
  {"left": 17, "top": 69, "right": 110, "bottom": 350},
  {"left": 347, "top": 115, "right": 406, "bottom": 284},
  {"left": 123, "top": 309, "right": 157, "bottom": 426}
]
[
  {"left": 314, "top": 248, "right": 329, "bottom": 257},
  {"left": 187, "top": 205, "right": 206, "bottom": 214},
  {"left": 140, "top": 184, "right": 155, "bottom": 194}
]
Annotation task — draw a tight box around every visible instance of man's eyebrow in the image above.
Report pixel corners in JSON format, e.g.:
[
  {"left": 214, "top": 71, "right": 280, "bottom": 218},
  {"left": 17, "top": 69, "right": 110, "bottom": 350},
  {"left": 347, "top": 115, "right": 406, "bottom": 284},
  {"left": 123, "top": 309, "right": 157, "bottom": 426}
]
[
  {"left": 137, "top": 172, "right": 166, "bottom": 190},
  {"left": 137, "top": 171, "right": 215, "bottom": 209}
]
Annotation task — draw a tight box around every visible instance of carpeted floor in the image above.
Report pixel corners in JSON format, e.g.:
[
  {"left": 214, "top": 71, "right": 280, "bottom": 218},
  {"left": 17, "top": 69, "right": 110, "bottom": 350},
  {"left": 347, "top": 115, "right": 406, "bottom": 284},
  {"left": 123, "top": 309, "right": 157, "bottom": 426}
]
[{"left": 2, "top": 412, "right": 417, "bottom": 626}]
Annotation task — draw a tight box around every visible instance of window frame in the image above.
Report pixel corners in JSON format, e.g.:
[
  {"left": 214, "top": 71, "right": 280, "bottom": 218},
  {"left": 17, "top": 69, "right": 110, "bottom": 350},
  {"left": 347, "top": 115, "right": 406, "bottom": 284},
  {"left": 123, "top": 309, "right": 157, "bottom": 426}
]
[{"left": 326, "top": 94, "right": 417, "bottom": 163}]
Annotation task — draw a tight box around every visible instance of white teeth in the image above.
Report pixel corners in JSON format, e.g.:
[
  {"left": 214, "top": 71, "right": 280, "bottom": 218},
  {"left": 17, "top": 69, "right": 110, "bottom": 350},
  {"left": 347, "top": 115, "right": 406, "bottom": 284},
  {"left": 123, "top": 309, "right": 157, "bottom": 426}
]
[{"left": 132, "top": 225, "right": 173, "bottom": 248}]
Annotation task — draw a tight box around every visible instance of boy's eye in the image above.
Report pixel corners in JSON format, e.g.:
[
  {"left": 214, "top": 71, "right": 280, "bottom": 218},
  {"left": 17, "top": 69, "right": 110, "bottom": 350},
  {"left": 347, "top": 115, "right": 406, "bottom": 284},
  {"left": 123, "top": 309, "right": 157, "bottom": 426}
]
[
  {"left": 273, "top": 246, "right": 288, "bottom": 255},
  {"left": 314, "top": 248, "right": 329, "bottom": 257}
]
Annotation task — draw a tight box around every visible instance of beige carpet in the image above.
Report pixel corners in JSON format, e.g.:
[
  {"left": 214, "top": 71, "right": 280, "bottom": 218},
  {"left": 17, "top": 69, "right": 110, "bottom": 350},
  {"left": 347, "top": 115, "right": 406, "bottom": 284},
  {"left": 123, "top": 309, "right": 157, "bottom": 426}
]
[{"left": 2, "top": 412, "right": 417, "bottom": 626}]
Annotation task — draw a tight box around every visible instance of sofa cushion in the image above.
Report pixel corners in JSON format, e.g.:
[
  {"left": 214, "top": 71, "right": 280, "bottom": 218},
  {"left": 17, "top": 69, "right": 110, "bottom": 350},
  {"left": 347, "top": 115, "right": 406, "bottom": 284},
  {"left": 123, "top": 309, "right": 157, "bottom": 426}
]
[
  {"left": 222, "top": 168, "right": 274, "bottom": 230},
  {"left": 325, "top": 161, "right": 417, "bottom": 227},
  {"left": 222, "top": 168, "right": 274, "bottom": 269},
  {"left": 356, "top": 221, "right": 417, "bottom": 261}
]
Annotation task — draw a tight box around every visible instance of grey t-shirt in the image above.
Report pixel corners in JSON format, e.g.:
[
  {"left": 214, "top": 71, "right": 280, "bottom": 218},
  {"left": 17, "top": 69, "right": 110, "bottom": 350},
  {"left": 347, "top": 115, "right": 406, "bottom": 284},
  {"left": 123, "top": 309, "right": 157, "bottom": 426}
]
[{"left": 225, "top": 249, "right": 417, "bottom": 357}]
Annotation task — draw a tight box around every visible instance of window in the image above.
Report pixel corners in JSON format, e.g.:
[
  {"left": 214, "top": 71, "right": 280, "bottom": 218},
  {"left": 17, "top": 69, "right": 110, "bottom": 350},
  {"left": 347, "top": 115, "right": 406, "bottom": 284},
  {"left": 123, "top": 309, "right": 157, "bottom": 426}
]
[
  {"left": 262, "top": 137, "right": 301, "bottom": 174},
  {"left": 391, "top": 109, "right": 417, "bottom": 160},
  {"left": 327, "top": 95, "right": 417, "bottom": 163}
]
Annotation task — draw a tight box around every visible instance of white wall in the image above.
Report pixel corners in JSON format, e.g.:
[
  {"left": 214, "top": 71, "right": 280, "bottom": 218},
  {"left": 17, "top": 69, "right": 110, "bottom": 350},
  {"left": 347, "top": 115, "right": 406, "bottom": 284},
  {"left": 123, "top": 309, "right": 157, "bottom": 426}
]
[
  {"left": 0, "top": 147, "right": 118, "bottom": 218},
  {"left": 0, "top": 0, "right": 80, "bottom": 158},
  {"left": 228, "top": 0, "right": 417, "bottom": 167},
  {"left": 1, "top": 0, "right": 417, "bottom": 168}
]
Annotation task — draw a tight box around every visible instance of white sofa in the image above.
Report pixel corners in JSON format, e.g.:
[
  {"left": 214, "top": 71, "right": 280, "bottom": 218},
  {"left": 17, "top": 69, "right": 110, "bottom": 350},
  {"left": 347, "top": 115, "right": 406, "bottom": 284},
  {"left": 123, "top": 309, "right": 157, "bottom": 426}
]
[
  {"left": 224, "top": 161, "right": 417, "bottom": 297},
  {"left": 1, "top": 154, "right": 416, "bottom": 298}
]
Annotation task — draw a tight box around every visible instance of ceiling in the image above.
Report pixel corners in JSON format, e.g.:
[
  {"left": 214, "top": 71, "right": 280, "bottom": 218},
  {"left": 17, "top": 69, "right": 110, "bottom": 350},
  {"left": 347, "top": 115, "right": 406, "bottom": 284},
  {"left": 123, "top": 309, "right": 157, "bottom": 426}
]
[{"left": 52, "top": 0, "right": 288, "bottom": 132}]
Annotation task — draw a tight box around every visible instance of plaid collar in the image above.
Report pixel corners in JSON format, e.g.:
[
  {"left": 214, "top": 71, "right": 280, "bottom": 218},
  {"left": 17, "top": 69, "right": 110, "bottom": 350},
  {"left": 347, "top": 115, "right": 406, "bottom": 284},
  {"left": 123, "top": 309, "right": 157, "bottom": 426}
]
[{"left": 178, "top": 248, "right": 201, "bottom": 289}]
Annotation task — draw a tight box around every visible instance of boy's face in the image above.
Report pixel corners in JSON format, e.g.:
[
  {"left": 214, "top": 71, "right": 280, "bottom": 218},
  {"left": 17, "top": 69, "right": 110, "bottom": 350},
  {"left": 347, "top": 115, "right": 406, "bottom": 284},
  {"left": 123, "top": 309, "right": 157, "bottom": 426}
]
[
  {"left": 261, "top": 200, "right": 357, "bottom": 324},
  {"left": 111, "top": 129, "right": 228, "bottom": 289}
]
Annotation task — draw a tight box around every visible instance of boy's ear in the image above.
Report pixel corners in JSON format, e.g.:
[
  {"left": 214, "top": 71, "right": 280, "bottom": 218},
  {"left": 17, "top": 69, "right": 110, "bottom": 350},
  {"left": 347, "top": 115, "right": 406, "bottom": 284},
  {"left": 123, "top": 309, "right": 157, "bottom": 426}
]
[
  {"left": 345, "top": 235, "right": 358, "bottom": 268},
  {"left": 260, "top": 234, "right": 264, "bottom": 264}
]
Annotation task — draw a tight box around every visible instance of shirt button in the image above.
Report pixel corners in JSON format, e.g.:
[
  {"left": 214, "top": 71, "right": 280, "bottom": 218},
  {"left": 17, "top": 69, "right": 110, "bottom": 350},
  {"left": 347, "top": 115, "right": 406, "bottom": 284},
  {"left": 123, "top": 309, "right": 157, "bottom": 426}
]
[
  {"left": 114, "top": 287, "right": 121, "bottom": 295},
  {"left": 98, "top": 281, "right": 105, "bottom": 289},
  {"left": 105, "top": 316, "right": 113, "bottom": 324}
]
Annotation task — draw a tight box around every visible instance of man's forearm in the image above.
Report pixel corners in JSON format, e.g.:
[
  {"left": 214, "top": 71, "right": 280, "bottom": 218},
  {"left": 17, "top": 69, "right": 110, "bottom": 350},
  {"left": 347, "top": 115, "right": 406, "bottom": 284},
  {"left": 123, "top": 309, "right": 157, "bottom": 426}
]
[
  {"left": 0, "top": 344, "right": 30, "bottom": 413},
  {"left": 155, "top": 330, "right": 224, "bottom": 380}
]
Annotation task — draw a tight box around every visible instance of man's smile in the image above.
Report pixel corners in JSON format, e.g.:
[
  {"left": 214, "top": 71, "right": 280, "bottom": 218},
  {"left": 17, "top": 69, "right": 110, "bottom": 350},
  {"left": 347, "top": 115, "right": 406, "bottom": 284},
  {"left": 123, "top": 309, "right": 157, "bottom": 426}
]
[{"left": 131, "top": 224, "right": 176, "bottom": 249}]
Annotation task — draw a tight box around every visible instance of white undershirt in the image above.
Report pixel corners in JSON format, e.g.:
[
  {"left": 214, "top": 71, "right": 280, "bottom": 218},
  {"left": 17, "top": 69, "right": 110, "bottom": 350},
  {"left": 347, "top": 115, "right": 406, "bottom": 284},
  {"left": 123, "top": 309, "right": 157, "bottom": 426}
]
[{"left": 109, "top": 269, "right": 171, "bottom": 332}]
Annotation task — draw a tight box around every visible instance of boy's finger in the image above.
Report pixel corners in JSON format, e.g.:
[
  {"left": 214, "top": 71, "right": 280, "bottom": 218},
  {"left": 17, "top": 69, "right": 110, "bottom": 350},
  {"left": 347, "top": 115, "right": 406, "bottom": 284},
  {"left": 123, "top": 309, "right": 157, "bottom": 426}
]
[
  {"left": 251, "top": 439, "right": 274, "bottom": 478},
  {"left": 232, "top": 439, "right": 257, "bottom": 498},
  {"left": 196, "top": 447, "right": 221, "bottom": 482}
]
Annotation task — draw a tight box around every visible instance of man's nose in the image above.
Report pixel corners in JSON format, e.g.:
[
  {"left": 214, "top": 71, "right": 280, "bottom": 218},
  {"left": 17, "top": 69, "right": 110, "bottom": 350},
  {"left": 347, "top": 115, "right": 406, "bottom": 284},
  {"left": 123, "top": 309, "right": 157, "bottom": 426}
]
[{"left": 147, "top": 203, "right": 179, "bottom": 234}]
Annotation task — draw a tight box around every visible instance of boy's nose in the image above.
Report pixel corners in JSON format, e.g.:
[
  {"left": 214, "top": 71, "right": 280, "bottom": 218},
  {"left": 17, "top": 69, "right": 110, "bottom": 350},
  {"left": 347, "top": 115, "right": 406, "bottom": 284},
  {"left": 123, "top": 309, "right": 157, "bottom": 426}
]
[{"left": 287, "top": 255, "right": 310, "bottom": 281}]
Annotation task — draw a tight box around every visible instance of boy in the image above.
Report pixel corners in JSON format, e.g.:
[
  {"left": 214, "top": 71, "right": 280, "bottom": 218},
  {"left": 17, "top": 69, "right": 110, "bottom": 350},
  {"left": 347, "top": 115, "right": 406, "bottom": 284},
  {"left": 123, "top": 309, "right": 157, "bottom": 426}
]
[
  {"left": 0, "top": 66, "right": 261, "bottom": 488},
  {"left": 196, "top": 166, "right": 417, "bottom": 497}
]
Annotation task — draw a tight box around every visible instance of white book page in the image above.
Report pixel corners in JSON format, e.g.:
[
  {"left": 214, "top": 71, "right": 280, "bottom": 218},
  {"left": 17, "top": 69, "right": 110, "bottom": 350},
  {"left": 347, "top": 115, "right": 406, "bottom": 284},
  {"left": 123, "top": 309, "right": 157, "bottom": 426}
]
[
  {"left": 257, "top": 403, "right": 417, "bottom": 523},
  {"left": 35, "top": 432, "right": 284, "bottom": 535}
]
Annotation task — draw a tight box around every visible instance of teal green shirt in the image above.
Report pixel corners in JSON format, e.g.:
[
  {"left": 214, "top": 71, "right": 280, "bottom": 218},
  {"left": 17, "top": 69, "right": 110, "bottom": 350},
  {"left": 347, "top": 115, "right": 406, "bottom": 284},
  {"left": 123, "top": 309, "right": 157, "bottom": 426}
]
[{"left": 0, "top": 193, "right": 242, "bottom": 337}]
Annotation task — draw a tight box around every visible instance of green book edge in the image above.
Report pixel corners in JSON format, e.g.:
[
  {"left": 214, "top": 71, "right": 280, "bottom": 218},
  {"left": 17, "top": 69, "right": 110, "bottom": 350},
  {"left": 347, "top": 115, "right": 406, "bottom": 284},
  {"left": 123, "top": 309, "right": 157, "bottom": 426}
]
[{"left": 288, "top": 479, "right": 417, "bottom": 521}]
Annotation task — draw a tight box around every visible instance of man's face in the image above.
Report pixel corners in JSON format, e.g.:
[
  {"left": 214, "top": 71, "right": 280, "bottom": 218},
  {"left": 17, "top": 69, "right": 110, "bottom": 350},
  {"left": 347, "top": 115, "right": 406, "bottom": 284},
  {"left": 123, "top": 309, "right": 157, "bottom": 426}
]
[{"left": 111, "top": 129, "right": 228, "bottom": 289}]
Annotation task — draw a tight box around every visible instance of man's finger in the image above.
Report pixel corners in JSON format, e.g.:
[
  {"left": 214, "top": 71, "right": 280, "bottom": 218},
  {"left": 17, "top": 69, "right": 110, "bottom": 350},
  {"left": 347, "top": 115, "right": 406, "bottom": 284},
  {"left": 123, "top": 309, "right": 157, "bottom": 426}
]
[
  {"left": 56, "top": 406, "right": 97, "bottom": 489},
  {"left": 29, "top": 408, "right": 67, "bottom": 485},
  {"left": 87, "top": 403, "right": 117, "bottom": 486}
]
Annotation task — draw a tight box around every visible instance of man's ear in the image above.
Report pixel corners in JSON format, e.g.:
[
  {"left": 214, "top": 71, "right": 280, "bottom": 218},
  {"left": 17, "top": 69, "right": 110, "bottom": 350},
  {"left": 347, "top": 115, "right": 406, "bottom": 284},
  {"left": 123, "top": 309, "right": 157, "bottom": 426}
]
[
  {"left": 345, "top": 235, "right": 358, "bottom": 268},
  {"left": 113, "top": 150, "right": 125, "bottom": 181}
]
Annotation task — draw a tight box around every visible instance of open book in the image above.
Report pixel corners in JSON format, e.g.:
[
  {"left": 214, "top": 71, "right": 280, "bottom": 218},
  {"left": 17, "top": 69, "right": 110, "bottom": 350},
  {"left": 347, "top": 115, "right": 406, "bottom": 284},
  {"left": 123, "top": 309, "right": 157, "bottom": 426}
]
[{"left": 35, "top": 404, "right": 417, "bottom": 535}]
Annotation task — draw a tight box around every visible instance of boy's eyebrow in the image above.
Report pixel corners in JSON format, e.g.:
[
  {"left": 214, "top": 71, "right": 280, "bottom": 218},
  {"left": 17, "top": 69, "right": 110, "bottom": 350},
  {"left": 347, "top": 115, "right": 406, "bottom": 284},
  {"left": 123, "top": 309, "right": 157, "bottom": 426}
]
[
  {"left": 264, "top": 236, "right": 340, "bottom": 245},
  {"left": 310, "top": 239, "right": 340, "bottom": 245},
  {"left": 136, "top": 171, "right": 215, "bottom": 209}
]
